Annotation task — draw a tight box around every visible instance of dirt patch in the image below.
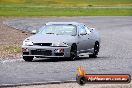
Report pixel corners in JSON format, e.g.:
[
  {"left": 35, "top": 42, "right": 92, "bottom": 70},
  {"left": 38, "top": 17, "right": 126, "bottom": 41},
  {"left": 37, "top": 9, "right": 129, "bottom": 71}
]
[{"left": 0, "top": 17, "right": 31, "bottom": 60}]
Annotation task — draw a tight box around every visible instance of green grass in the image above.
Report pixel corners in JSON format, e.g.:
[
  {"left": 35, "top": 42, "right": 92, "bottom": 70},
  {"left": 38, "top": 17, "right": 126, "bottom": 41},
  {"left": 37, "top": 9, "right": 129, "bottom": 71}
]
[
  {"left": 0, "top": 6, "right": 132, "bottom": 16},
  {"left": 1, "top": 0, "right": 132, "bottom": 7},
  {"left": 0, "top": 0, "right": 132, "bottom": 16},
  {"left": 4, "top": 46, "right": 21, "bottom": 53}
]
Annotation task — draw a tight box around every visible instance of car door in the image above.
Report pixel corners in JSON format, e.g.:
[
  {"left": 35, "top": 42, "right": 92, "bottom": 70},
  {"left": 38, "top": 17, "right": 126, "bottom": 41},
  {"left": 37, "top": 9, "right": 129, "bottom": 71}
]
[
  {"left": 85, "top": 26, "right": 95, "bottom": 50},
  {"left": 77, "top": 25, "right": 89, "bottom": 53}
]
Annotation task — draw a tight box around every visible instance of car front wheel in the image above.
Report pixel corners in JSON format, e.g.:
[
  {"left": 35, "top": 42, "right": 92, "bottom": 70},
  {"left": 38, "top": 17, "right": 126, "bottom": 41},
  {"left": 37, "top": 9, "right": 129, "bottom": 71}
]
[
  {"left": 70, "top": 45, "right": 77, "bottom": 61},
  {"left": 23, "top": 56, "right": 33, "bottom": 62},
  {"left": 89, "top": 42, "right": 99, "bottom": 58}
]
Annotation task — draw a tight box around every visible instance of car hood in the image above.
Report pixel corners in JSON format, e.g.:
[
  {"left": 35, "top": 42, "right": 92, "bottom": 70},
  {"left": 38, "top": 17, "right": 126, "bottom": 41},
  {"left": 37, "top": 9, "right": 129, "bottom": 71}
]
[{"left": 25, "top": 34, "right": 76, "bottom": 43}]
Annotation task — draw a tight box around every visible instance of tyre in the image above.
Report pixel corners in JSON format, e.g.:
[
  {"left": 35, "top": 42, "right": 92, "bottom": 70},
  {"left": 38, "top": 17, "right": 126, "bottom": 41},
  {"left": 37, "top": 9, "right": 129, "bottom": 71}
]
[
  {"left": 76, "top": 76, "right": 86, "bottom": 85},
  {"left": 89, "top": 42, "right": 100, "bottom": 58},
  {"left": 70, "top": 45, "right": 77, "bottom": 61},
  {"left": 23, "top": 56, "right": 33, "bottom": 62}
]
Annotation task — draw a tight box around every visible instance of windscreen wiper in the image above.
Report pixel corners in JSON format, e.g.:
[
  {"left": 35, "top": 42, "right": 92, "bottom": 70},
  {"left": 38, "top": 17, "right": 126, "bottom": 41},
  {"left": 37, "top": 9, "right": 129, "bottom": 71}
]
[{"left": 46, "top": 33, "right": 54, "bottom": 34}]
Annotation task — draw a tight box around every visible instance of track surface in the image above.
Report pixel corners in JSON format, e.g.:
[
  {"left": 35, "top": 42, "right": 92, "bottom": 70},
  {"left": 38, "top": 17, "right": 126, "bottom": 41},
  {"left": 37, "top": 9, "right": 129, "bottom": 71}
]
[{"left": 1, "top": 16, "right": 132, "bottom": 86}]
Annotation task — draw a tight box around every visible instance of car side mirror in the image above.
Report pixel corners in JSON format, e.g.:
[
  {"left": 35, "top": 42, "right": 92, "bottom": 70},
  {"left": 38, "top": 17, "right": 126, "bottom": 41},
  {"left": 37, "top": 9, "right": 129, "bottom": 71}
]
[
  {"left": 89, "top": 28, "right": 95, "bottom": 32},
  {"left": 31, "top": 30, "right": 37, "bottom": 34}
]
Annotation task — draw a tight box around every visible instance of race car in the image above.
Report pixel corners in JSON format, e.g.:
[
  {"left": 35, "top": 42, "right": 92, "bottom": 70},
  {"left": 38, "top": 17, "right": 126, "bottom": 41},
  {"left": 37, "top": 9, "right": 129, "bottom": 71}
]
[{"left": 22, "top": 22, "right": 100, "bottom": 61}]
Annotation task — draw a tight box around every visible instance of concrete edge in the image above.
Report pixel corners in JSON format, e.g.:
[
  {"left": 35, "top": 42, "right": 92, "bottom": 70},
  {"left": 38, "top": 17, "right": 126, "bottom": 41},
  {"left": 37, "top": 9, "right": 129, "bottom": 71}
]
[{"left": 0, "top": 80, "right": 76, "bottom": 87}]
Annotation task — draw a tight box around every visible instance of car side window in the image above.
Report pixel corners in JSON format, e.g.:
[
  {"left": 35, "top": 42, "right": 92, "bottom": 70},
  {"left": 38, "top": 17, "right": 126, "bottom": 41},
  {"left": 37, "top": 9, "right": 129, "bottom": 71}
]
[
  {"left": 85, "top": 27, "right": 91, "bottom": 34},
  {"left": 79, "top": 25, "right": 87, "bottom": 34}
]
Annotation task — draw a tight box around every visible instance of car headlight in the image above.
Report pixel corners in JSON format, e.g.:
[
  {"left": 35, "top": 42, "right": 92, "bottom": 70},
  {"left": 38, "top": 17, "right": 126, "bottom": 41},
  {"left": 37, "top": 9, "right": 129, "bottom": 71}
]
[
  {"left": 51, "top": 42, "right": 68, "bottom": 47},
  {"left": 23, "top": 41, "right": 33, "bottom": 46}
]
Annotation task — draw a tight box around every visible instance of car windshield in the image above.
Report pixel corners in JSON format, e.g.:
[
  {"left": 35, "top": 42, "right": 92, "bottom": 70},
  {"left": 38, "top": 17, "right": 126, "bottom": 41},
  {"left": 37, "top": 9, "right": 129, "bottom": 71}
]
[{"left": 39, "top": 25, "right": 77, "bottom": 36}]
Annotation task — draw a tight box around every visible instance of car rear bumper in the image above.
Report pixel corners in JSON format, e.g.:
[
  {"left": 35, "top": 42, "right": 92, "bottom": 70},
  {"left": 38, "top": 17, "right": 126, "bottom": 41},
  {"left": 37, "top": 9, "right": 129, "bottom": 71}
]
[{"left": 22, "top": 45, "right": 71, "bottom": 58}]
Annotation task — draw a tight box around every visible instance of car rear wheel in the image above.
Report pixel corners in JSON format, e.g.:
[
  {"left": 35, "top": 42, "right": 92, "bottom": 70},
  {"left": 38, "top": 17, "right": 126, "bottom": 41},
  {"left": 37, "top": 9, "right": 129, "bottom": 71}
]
[
  {"left": 23, "top": 56, "right": 33, "bottom": 62},
  {"left": 89, "top": 42, "right": 99, "bottom": 58},
  {"left": 70, "top": 45, "right": 77, "bottom": 61}
]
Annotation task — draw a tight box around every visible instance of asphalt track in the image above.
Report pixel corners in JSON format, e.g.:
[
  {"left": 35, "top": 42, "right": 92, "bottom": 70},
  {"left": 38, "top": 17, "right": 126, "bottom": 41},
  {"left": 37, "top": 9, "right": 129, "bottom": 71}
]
[{"left": 1, "top": 16, "right": 132, "bottom": 87}]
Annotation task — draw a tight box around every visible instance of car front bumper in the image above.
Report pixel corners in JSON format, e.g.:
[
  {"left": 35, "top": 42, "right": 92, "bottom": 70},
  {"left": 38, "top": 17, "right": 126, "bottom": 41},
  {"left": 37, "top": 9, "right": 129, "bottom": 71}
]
[{"left": 22, "top": 45, "right": 71, "bottom": 58}]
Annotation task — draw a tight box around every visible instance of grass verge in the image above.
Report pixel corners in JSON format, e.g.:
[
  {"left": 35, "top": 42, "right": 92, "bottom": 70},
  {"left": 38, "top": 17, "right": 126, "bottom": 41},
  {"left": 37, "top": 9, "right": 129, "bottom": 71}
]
[
  {"left": 0, "top": 45, "right": 21, "bottom": 59},
  {"left": 0, "top": 6, "right": 132, "bottom": 16}
]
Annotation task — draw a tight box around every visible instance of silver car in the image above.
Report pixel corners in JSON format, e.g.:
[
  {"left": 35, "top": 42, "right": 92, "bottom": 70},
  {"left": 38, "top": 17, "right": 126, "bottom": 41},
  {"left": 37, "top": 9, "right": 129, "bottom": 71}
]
[{"left": 22, "top": 22, "right": 100, "bottom": 61}]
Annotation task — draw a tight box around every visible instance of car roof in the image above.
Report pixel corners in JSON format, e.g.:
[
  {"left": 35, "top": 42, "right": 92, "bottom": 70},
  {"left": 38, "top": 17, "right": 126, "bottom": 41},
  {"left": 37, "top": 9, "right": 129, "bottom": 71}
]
[{"left": 46, "top": 22, "right": 84, "bottom": 26}]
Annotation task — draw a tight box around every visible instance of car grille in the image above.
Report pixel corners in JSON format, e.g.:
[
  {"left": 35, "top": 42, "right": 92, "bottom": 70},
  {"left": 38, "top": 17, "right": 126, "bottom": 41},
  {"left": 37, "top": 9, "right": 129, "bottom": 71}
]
[
  {"left": 34, "top": 43, "right": 52, "bottom": 46},
  {"left": 23, "top": 52, "right": 29, "bottom": 55},
  {"left": 31, "top": 49, "right": 52, "bottom": 56}
]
